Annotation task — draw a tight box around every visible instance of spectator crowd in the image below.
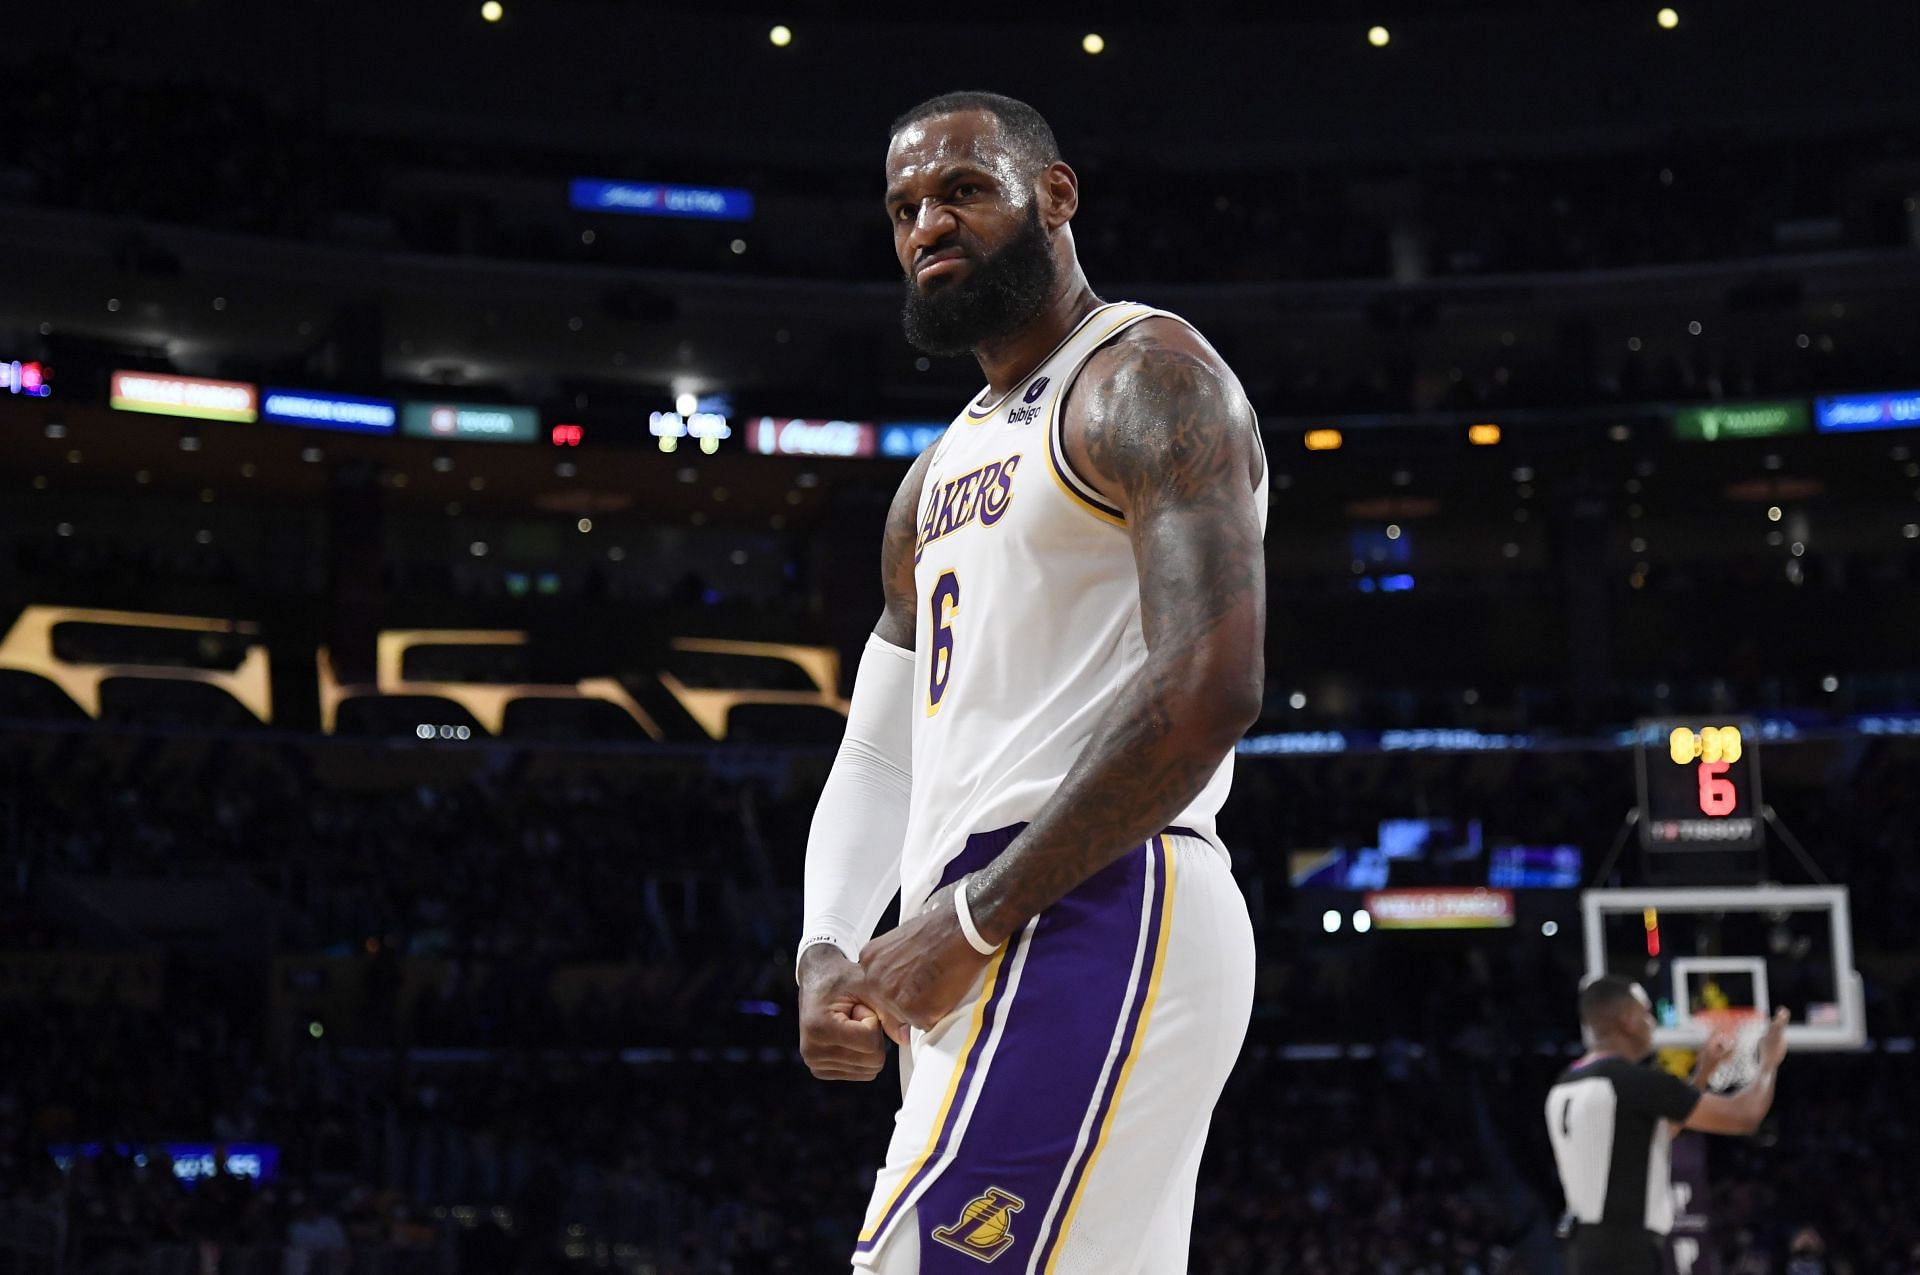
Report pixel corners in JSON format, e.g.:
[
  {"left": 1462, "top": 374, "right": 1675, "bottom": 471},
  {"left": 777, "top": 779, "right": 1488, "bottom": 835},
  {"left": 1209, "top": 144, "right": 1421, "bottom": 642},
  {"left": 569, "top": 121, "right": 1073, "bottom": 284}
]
[{"left": 3, "top": 718, "right": 1919, "bottom": 1270}]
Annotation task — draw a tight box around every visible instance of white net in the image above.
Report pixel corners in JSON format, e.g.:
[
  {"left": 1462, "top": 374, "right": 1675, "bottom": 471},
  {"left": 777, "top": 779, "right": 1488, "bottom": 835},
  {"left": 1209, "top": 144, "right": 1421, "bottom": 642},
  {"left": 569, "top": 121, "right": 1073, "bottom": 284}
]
[{"left": 1699, "top": 1010, "right": 1770, "bottom": 1091}]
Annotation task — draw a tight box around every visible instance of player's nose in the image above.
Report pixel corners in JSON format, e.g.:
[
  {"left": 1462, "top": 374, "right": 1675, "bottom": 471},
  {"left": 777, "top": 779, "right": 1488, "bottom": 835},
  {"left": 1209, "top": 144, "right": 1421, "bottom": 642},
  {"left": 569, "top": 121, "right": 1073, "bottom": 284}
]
[{"left": 906, "top": 200, "right": 960, "bottom": 254}]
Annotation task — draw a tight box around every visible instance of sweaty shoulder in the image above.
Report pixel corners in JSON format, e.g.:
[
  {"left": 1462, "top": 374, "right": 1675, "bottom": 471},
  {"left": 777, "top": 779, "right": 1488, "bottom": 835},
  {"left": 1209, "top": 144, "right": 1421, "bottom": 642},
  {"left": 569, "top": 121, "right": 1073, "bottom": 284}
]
[{"left": 1060, "top": 317, "right": 1263, "bottom": 515}]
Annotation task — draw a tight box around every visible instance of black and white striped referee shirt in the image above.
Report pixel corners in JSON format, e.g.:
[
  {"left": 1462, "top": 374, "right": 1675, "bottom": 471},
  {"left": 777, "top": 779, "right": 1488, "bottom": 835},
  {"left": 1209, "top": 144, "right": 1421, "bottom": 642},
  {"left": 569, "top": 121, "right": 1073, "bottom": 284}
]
[{"left": 1545, "top": 1054, "right": 1702, "bottom": 1235}]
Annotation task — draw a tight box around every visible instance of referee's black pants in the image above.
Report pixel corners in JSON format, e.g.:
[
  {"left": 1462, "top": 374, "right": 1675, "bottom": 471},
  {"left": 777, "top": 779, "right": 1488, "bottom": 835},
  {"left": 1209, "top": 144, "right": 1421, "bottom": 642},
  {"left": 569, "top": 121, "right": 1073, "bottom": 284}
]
[{"left": 1566, "top": 1226, "right": 1663, "bottom": 1275}]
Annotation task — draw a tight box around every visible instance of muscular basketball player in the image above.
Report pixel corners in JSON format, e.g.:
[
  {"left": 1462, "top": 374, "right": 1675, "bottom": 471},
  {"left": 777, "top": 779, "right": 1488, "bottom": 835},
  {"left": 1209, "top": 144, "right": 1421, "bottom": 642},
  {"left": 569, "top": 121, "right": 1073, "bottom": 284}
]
[{"left": 796, "top": 91, "right": 1267, "bottom": 1273}]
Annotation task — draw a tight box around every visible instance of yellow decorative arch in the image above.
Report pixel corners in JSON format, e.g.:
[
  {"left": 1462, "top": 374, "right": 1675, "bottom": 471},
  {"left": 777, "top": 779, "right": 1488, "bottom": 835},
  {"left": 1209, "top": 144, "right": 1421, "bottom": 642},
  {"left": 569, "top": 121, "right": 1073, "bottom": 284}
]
[{"left": 0, "top": 605, "right": 271, "bottom": 722}]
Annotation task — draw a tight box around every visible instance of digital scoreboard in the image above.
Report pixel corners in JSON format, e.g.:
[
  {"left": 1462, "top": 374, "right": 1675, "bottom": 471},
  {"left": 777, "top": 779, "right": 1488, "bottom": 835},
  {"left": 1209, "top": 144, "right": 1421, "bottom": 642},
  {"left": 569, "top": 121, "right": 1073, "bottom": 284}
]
[{"left": 1635, "top": 720, "right": 1763, "bottom": 850}]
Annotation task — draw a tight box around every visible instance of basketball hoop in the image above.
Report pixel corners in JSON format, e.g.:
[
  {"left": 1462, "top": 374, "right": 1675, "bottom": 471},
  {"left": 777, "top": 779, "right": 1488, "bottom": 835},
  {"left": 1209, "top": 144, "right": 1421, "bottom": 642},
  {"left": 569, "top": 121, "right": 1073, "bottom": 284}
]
[{"left": 1695, "top": 1007, "right": 1769, "bottom": 1091}]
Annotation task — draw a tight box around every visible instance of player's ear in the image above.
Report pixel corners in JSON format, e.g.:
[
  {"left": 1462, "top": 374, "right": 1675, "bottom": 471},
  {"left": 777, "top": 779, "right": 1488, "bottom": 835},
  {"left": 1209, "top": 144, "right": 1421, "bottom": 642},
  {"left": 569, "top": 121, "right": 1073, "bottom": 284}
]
[
  {"left": 1041, "top": 161, "right": 1079, "bottom": 229},
  {"left": 1618, "top": 1000, "right": 1645, "bottom": 1036}
]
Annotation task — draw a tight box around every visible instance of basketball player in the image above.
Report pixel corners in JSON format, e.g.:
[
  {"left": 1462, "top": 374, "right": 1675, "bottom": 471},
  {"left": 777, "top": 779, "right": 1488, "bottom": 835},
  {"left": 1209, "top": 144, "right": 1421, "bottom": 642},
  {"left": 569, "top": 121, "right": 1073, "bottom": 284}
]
[
  {"left": 796, "top": 91, "right": 1267, "bottom": 1273},
  {"left": 1546, "top": 976, "right": 1789, "bottom": 1275}
]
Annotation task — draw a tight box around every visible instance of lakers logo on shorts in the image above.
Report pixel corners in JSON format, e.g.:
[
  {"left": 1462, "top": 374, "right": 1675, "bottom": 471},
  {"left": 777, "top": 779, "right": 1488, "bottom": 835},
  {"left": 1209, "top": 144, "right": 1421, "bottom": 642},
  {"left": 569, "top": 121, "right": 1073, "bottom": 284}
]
[{"left": 930, "top": 1186, "right": 1025, "bottom": 1262}]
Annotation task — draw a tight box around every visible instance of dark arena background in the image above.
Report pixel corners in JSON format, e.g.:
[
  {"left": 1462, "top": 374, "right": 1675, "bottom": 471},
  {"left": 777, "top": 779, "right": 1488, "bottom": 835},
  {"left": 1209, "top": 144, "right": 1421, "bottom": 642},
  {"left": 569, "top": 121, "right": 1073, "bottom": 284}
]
[{"left": 4, "top": 1, "right": 1920, "bottom": 1272}]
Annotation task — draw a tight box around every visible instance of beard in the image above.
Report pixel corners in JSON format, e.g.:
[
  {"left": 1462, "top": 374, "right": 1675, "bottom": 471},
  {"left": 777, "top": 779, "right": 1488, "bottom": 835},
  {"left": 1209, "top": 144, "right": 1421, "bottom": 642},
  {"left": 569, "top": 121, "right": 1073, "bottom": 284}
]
[{"left": 901, "top": 206, "right": 1057, "bottom": 357}]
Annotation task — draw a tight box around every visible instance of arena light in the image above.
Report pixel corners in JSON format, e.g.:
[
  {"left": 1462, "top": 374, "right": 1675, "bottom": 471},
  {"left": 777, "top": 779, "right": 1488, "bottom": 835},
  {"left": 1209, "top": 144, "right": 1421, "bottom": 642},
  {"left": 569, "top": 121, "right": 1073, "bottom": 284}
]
[
  {"left": 1468, "top": 423, "right": 1502, "bottom": 446},
  {"left": 1656, "top": 7, "right": 1679, "bottom": 29},
  {"left": 651, "top": 410, "right": 733, "bottom": 455},
  {"left": 1304, "top": 428, "right": 1343, "bottom": 452},
  {"left": 1322, "top": 910, "right": 1342, "bottom": 934},
  {"left": 1, "top": 360, "right": 51, "bottom": 397},
  {"left": 480, "top": 0, "right": 503, "bottom": 21},
  {"left": 1081, "top": 32, "right": 1105, "bottom": 54},
  {"left": 1352, "top": 910, "right": 1373, "bottom": 934},
  {"left": 1367, "top": 25, "right": 1390, "bottom": 47},
  {"left": 769, "top": 23, "right": 793, "bottom": 47}
]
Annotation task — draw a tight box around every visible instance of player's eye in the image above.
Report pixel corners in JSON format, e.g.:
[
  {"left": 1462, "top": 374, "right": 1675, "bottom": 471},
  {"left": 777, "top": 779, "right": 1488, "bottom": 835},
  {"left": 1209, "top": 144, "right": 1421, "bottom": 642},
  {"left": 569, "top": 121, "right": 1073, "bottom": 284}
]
[{"left": 952, "top": 183, "right": 980, "bottom": 199}]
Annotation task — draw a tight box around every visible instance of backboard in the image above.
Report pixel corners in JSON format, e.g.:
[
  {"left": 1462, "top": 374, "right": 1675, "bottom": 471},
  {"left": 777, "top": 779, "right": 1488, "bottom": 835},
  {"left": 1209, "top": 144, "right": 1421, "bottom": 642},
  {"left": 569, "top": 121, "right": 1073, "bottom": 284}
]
[{"left": 1580, "top": 885, "right": 1864, "bottom": 1051}]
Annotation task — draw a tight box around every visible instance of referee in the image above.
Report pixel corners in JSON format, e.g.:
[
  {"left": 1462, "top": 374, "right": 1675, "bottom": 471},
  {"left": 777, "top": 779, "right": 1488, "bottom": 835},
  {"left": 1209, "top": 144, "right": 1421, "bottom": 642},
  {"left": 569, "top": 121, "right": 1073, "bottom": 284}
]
[{"left": 1545, "top": 976, "right": 1788, "bottom": 1274}]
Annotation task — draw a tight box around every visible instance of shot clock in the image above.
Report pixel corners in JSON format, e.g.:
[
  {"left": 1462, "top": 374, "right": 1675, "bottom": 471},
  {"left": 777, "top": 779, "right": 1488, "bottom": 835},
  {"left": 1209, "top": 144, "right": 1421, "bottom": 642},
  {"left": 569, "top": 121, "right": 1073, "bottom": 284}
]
[{"left": 1635, "top": 720, "right": 1764, "bottom": 849}]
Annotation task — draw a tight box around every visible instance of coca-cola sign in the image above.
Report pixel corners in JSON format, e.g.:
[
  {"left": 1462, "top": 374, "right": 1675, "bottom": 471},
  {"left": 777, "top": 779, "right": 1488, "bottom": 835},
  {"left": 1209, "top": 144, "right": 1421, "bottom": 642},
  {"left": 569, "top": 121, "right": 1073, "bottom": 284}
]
[{"left": 748, "top": 416, "right": 877, "bottom": 459}]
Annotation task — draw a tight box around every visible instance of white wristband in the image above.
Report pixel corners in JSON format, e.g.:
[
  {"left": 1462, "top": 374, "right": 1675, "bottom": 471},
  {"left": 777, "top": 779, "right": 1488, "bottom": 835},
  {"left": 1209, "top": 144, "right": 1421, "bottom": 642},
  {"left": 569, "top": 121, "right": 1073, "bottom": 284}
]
[{"left": 953, "top": 877, "right": 999, "bottom": 955}]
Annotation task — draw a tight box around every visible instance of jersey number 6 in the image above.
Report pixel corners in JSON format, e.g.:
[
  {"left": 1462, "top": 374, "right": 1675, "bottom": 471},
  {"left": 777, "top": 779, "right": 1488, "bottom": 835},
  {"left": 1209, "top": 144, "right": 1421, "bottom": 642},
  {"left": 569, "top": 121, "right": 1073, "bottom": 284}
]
[{"left": 928, "top": 570, "right": 961, "bottom": 715}]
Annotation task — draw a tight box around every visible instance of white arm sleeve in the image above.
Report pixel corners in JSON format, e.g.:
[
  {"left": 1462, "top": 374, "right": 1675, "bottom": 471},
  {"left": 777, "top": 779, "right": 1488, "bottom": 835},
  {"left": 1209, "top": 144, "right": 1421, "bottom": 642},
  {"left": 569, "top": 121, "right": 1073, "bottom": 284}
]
[{"left": 797, "top": 632, "right": 914, "bottom": 975}]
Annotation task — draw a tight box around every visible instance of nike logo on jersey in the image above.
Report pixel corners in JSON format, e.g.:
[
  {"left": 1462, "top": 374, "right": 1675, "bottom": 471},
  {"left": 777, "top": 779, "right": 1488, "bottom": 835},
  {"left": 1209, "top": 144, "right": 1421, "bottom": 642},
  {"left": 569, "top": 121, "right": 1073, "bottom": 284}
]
[{"left": 915, "top": 454, "right": 1022, "bottom": 562}]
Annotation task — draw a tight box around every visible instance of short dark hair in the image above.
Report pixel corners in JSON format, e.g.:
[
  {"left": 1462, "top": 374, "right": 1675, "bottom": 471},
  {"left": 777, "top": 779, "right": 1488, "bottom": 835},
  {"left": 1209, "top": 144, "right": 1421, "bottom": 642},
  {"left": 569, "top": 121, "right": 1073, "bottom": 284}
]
[
  {"left": 1578, "top": 975, "right": 1643, "bottom": 1027},
  {"left": 889, "top": 91, "right": 1062, "bottom": 178}
]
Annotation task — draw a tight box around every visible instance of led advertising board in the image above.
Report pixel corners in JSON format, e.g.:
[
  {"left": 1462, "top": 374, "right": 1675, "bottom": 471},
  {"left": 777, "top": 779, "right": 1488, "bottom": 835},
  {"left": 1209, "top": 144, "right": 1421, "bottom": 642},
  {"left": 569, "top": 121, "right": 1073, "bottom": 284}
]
[
  {"left": 261, "top": 388, "right": 397, "bottom": 435},
  {"left": 110, "top": 372, "right": 257, "bottom": 423},
  {"left": 1670, "top": 401, "right": 1810, "bottom": 442},
  {"left": 747, "top": 417, "right": 877, "bottom": 459},
  {"left": 400, "top": 402, "right": 539, "bottom": 444},
  {"left": 569, "top": 179, "right": 754, "bottom": 222},
  {"left": 1814, "top": 391, "right": 1920, "bottom": 433}
]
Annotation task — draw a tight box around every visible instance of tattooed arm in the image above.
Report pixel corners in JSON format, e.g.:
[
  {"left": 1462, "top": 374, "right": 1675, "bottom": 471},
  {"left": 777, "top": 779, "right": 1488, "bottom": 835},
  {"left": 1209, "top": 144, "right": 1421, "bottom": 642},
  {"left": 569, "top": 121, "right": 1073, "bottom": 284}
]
[
  {"left": 964, "top": 321, "right": 1266, "bottom": 944},
  {"left": 873, "top": 447, "right": 935, "bottom": 648},
  {"left": 857, "top": 322, "right": 1264, "bottom": 1031}
]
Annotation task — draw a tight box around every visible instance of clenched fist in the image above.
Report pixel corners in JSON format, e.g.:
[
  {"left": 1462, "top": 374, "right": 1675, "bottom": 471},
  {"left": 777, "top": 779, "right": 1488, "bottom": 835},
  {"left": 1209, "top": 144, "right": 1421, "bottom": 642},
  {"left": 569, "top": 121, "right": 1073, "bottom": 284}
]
[{"left": 798, "top": 945, "right": 896, "bottom": 1082}]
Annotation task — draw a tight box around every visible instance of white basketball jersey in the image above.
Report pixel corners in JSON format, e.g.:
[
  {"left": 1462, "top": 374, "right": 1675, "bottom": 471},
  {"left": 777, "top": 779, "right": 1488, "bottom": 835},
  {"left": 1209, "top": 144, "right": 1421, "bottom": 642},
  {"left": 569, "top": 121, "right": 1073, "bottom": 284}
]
[{"left": 898, "top": 301, "right": 1269, "bottom": 914}]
